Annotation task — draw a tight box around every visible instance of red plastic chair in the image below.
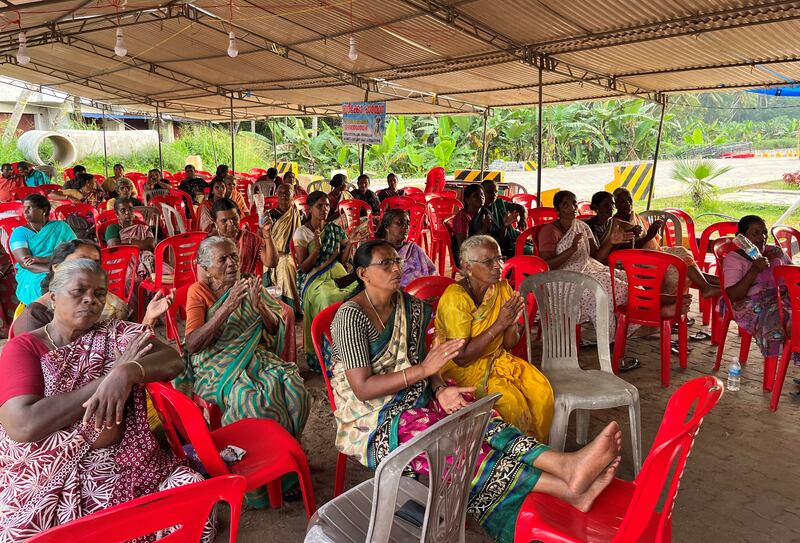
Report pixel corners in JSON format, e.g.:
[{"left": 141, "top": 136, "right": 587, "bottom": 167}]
[
  {"left": 527, "top": 207, "right": 559, "bottom": 229},
  {"left": 338, "top": 199, "right": 373, "bottom": 235},
  {"left": 137, "top": 232, "right": 205, "bottom": 321},
  {"left": 424, "top": 166, "right": 446, "bottom": 193},
  {"left": 771, "top": 225, "right": 800, "bottom": 260},
  {"left": 146, "top": 382, "right": 316, "bottom": 518},
  {"left": 101, "top": 245, "right": 139, "bottom": 303},
  {"left": 577, "top": 200, "right": 594, "bottom": 215},
  {"left": 407, "top": 192, "right": 427, "bottom": 205},
  {"left": 0, "top": 201, "right": 24, "bottom": 218},
  {"left": 11, "top": 186, "right": 46, "bottom": 199},
  {"left": 514, "top": 376, "right": 724, "bottom": 543},
  {"left": 53, "top": 202, "right": 99, "bottom": 224},
  {"left": 0, "top": 215, "right": 28, "bottom": 263},
  {"left": 426, "top": 197, "right": 462, "bottom": 277},
  {"left": 400, "top": 186, "right": 423, "bottom": 195},
  {"left": 697, "top": 221, "right": 738, "bottom": 332},
  {"left": 310, "top": 301, "right": 347, "bottom": 497},
  {"left": 501, "top": 255, "right": 549, "bottom": 291},
  {"left": 404, "top": 275, "right": 456, "bottom": 310},
  {"left": 511, "top": 193, "right": 538, "bottom": 211},
  {"left": 63, "top": 167, "right": 75, "bottom": 181},
  {"left": 664, "top": 208, "right": 700, "bottom": 259},
  {"left": 772, "top": 265, "right": 800, "bottom": 411},
  {"left": 37, "top": 183, "right": 63, "bottom": 194},
  {"left": 609, "top": 249, "right": 688, "bottom": 387},
  {"left": 293, "top": 195, "right": 309, "bottom": 214},
  {"left": 425, "top": 190, "right": 457, "bottom": 202},
  {"left": 515, "top": 224, "right": 550, "bottom": 256},
  {"left": 399, "top": 201, "right": 427, "bottom": 248},
  {"left": 261, "top": 196, "right": 280, "bottom": 212},
  {"left": 496, "top": 194, "right": 513, "bottom": 203},
  {"left": 379, "top": 195, "right": 414, "bottom": 215},
  {"left": 27, "top": 474, "right": 247, "bottom": 543},
  {"left": 95, "top": 209, "right": 118, "bottom": 247},
  {"left": 711, "top": 239, "right": 778, "bottom": 393},
  {"left": 168, "top": 189, "right": 195, "bottom": 220},
  {"left": 239, "top": 214, "right": 259, "bottom": 233}
]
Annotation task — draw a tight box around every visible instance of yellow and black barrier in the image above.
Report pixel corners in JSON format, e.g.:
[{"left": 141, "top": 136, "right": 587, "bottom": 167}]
[
  {"left": 274, "top": 162, "right": 299, "bottom": 175},
  {"left": 523, "top": 161, "right": 537, "bottom": 171},
  {"left": 453, "top": 169, "right": 505, "bottom": 183},
  {"left": 605, "top": 163, "right": 653, "bottom": 201}
]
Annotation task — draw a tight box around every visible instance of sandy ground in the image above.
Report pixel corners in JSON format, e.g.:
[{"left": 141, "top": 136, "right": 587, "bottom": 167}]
[{"left": 228, "top": 299, "right": 800, "bottom": 543}]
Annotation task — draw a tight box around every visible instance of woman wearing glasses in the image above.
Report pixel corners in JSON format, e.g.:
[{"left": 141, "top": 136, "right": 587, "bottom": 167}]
[
  {"left": 434, "top": 235, "right": 554, "bottom": 442},
  {"left": 375, "top": 209, "right": 435, "bottom": 287}
]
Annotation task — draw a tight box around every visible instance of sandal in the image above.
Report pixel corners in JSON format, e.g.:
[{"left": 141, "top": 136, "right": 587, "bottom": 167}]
[
  {"left": 689, "top": 330, "right": 712, "bottom": 342},
  {"left": 788, "top": 391, "right": 800, "bottom": 401},
  {"left": 671, "top": 318, "right": 696, "bottom": 334},
  {"left": 619, "top": 357, "right": 641, "bottom": 373}
]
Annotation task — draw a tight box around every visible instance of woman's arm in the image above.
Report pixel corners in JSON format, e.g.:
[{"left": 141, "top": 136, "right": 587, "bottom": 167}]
[
  {"left": 338, "top": 239, "right": 355, "bottom": 264},
  {"left": 11, "top": 248, "right": 50, "bottom": 273},
  {"left": 540, "top": 242, "right": 579, "bottom": 270},
  {"left": 259, "top": 223, "right": 279, "bottom": 269},
  {"left": 726, "top": 256, "right": 770, "bottom": 302},
  {"left": 185, "top": 281, "right": 248, "bottom": 354},
  {"left": 296, "top": 240, "right": 322, "bottom": 273}
]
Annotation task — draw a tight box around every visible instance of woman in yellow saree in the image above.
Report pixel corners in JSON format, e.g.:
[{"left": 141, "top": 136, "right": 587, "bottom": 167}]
[
  {"left": 435, "top": 235, "right": 554, "bottom": 442},
  {"left": 268, "top": 183, "right": 303, "bottom": 312}
]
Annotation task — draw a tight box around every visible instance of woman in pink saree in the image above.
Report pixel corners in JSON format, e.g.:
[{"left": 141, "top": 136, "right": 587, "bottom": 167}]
[
  {"left": 0, "top": 259, "right": 212, "bottom": 541},
  {"left": 106, "top": 198, "right": 159, "bottom": 279}
]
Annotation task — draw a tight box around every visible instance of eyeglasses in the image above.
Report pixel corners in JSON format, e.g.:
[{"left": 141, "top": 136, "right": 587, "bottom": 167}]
[
  {"left": 366, "top": 258, "right": 405, "bottom": 270},
  {"left": 470, "top": 256, "right": 505, "bottom": 267}
]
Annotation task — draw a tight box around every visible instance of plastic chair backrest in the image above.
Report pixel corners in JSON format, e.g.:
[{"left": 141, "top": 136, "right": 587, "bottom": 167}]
[
  {"left": 425, "top": 167, "right": 446, "bottom": 193},
  {"left": 711, "top": 237, "right": 738, "bottom": 314},
  {"left": 404, "top": 201, "right": 427, "bottom": 246},
  {"left": 664, "top": 208, "right": 699, "bottom": 258},
  {"left": 365, "top": 393, "right": 499, "bottom": 543},
  {"left": 11, "top": 186, "right": 45, "bottom": 199},
  {"left": 511, "top": 193, "right": 538, "bottom": 210},
  {"left": 38, "top": 183, "right": 63, "bottom": 194},
  {"left": 520, "top": 271, "right": 612, "bottom": 373},
  {"left": 613, "top": 376, "right": 723, "bottom": 543},
  {"left": 153, "top": 232, "right": 205, "bottom": 290},
  {"left": 158, "top": 203, "right": 187, "bottom": 237},
  {"left": 168, "top": 189, "right": 194, "bottom": 219},
  {"left": 609, "top": 249, "right": 687, "bottom": 326},
  {"left": 698, "top": 221, "right": 738, "bottom": 265},
  {"left": 501, "top": 255, "right": 548, "bottom": 290},
  {"left": 400, "top": 186, "right": 423, "bottom": 195},
  {"left": 101, "top": 245, "right": 140, "bottom": 303},
  {"left": 306, "top": 180, "right": 333, "bottom": 193},
  {"left": 425, "top": 191, "right": 457, "bottom": 202},
  {"left": 26, "top": 474, "right": 247, "bottom": 543},
  {"left": 240, "top": 214, "right": 259, "bottom": 233},
  {"left": 404, "top": 276, "right": 456, "bottom": 310},
  {"left": 639, "top": 210, "right": 683, "bottom": 248},
  {"left": 407, "top": 192, "right": 427, "bottom": 205},
  {"left": 293, "top": 195, "right": 309, "bottom": 214},
  {"left": 426, "top": 197, "right": 462, "bottom": 234},
  {"left": 0, "top": 215, "right": 26, "bottom": 262},
  {"left": 380, "top": 195, "right": 414, "bottom": 214},
  {"left": 146, "top": 382, "right": 231, "bottom": 476},
  {"left": 577, "top": 200, "right": 594, "bottom": 215},
  {"left": 310, "top": 301, "right": 344, "bottom": 410},
  {"left": 516, "top": 224, "right": 549, "bottom": 256},
  {"left": 53, "top": 202, "right": 99, "bottom": 223},
  {"left": 528, "top": 207, "right": 559, "bottom": 228},
  {"left": 774, "top": 265, "right": 800, "bottom": 351},
  {"left": 771, "top": 225, "right": 800, "bottom": 259},
  {"left": 338, "top": 199, "right": 373, "bottom": 234},
  {"left": 0, "top": 201, "right": 24, "bottom": 219},
  {"left": 63, "top": 167, "right": 75, "bottom": 181}
]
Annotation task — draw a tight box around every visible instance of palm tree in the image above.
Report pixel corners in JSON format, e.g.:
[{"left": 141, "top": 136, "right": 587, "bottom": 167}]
[{"left": 671, "top": 159, "right": 732, "bottom": 207}]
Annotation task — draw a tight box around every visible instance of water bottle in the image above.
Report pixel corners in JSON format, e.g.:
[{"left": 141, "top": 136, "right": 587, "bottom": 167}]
[
  {"left": 727, "top": 360, "right": 741, "bottom": 392},
  {"left": 733, "top": 234, "right": 762, "bottom": 260}
]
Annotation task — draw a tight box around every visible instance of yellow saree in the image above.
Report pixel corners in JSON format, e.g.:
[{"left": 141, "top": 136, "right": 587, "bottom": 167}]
[
  {"left": 269, "top": 206, "right": 302, "bottom": 311},
  {"left": 435, "top": 280, "right": 554, "bottom": 442}
]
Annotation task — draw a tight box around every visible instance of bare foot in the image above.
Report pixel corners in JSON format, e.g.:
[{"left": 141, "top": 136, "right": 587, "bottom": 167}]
[
  {"left": 564, "top": 421, "right": 622, "bottom": 494},
  {"left": 566, "top": 456, "right": 621, "bottom": 513}
]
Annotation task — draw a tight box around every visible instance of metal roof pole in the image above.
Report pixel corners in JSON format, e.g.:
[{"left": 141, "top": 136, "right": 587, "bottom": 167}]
[
  {"left": 479, "top": 108, "right": 489, "bottom": 173},
  {"left": 647, "top": 96, "right": 667, "bottom": 211},
  {"left": 101, "top": 106, "right": 109, "bottom": 179},
  {"left": 155, "top": 103, "right": 163, "bottom": 173},
  {"left": 229, "top": 96, "right": 235, "bottom": 174},
  {"left": 536, "top": 63, "right": 543, "bottom": 204}
]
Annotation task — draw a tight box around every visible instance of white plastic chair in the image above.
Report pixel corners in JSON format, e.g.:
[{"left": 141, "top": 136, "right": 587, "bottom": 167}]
[
  {"left": 639, "top": 209, "right": 683, "bottom": 248},
  {"left": 159, "top": 203, "right": 186, "bottom": 237},
  {"left": 304, "top": 393, "right": 500, "bottom": 543},
  {"left": 521, "top": 271, "right": 642, "bottom": 474}
]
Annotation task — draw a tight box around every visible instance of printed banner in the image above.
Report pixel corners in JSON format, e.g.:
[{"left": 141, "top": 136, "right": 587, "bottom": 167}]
[{"left": 342, "top": 102, "right": 386, "bottom": 145}]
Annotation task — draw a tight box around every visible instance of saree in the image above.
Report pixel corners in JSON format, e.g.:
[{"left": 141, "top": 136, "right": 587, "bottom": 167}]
[
  {"left": 295, "top": 223, "right": 356, "bottom": 371},
  {"left": 487, "top": 199, "right": 523, "bottom": 257},
  {"left": 397, "top": 241, "right": 435, "bottom": 288},
  {"left": 269, "top": 206, "right": 303, "bottom": 311},
  {"left": 119, "top": 223, "right": 158, "bottom": 279},
  {"left": 330, "top": 294, "right": 549, "bottom": 543},
  {"left": 237, "top": 229, "right": 265, "bottom": 277},
  {"left": 196, "top": 200, "right": 215, "bottom": 233},
  {"left": 544, "top": 219, "right": 628, "bottom": 337},
  {"left": 435, "top": 280, "right": 554, "bottom": 442},
  {"left": 0, "top": 320, "right": 212, "bottom": 542},
  {"left": 629, "top": 212, "right": 694, "bottom": 294},
  {"left": 10, "top": 220, "right": 76, "bottom": 305}
]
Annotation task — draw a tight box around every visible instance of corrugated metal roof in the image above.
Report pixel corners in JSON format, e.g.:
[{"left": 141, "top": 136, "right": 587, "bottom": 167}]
[{"left": 3, "top": 0, "right": 800, "bottom": 119}]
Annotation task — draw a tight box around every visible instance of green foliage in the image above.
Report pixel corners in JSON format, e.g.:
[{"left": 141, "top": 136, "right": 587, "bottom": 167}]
[{"left": 671, "top": 159, "right": 733, "bottom": 207}]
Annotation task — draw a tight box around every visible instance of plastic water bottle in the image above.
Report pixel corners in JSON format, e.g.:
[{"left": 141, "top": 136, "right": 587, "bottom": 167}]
[
  {"left": 733, "top": 234, "right": 762, "bottom": 260},
  {"left": 727, "top": 360, "right": 741, "bottom": 392}
]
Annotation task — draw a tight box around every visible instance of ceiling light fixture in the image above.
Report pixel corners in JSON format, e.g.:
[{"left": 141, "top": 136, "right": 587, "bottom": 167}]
[{"left": 16, "top": 32, "right": 30, "bottom": 65}]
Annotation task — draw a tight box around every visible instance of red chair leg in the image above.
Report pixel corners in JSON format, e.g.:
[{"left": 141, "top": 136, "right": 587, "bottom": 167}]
[
  {"left": 770, "top": 347, "right": 792, "bottom": 411},
  {"left": 333, "top": 452, "right": 347, "bottom": 497},
  {"left": 294, "top": 456, "right": 317, "bottom": 519},
  {"left": 678, "top": 317, "right": 688, "bottom": 369},
  {"left": 267, "top": 480, "right": 283, "bottom": 509},
  {"left": 739, "top": 332, "right": 752, "bottom": 365},
  {"left": 701, "top": 296, "right": 711, "bottom": 326},
  {"left": 714, "top": 315, "right": 731, "bottom": 372},
  {"left": 763, "top": 355, "right": 778, "bottom": 393},
  {"left": 611, "top": 315, "right": 628, "bottom": 375},
  {"left": 660, "top": 321, "right": 672, "bottom": 387}
]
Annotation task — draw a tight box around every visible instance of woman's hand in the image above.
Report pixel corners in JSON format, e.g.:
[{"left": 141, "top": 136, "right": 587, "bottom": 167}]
[
  {"left": 221, "top": 278, "right": 249, "bottom": 313},
  {"left": 498, "top": 292, "right": 525, "bottom": 328},
  {"left": 569, "top": 232, "right": 583, "bottom": 252},
  {"left": 502, "top": 211, "right": 519, "bottom": 227},
  {"left": 647, "top": 219, "right": 664, "bottom": 238},
  {"left": 752, "top": 256, "right": 770, "bottom": 272},
  {"left": 260, "top": 214, "right": 273, "bottom": 238},
  {"left": 143, "top": 289, "right": 174, "bottom": 325},
  {"left": 609, "top": 220, "right": 635, "bottom": 245},
  {"left": 436, "top": 386, "right": 475, "bottom": 414},
  {"left": 420, "top": 338, "right": 466, "bottom": 377},
  {"left": 347, "top": 228, "right": 369, "bottom": 244},
  {"left": 247, "top": 276, "right": 262, "bottom": 308}
]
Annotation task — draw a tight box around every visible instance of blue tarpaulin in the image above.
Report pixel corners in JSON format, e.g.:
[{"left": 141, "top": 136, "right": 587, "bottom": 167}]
[{"left": 748, "top": 86, "right": 800, "bottom": 96}]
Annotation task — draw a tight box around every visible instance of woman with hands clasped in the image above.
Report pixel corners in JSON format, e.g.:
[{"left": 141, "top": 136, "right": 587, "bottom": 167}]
[
  {"left": 293, "top": 190, "right": 368, "bottom": 371},
  {"left": 331, "top": 240, "right": 624, "bottom": 543},
  {"left": 434, "top": 235, "right": 554, "bottom": 442},
  {"left": 0, "top": 259, "right": 214, "bottom": 541}
]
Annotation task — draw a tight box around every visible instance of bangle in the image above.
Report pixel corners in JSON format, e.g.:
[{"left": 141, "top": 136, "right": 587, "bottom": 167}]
[
  {"left": 402, "top": 368, "right": 409, "bottom": 388},
  {"left": 127, "top": 360, "right": 146, "bottom": 381},
  {"left": 433, "top": 384, "right": 446, "bottom": 397}
]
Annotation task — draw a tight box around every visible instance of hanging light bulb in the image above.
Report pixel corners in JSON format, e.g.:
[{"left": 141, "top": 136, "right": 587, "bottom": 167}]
[
  {"left": 114, "top": 27, "right": 127, "bottom": 57},
  {"left": 227, "top": 31, "right": 238, "bottom": 58},
  {"left": 348, "top": 35, "right": 358, "bottom": 61},
  {"left": 16, "top": 32, "right": 30, "bottom": 66}
]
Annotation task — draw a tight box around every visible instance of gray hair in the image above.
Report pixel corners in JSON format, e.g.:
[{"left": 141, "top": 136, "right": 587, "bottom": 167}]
[
  {"left": 196, "top": 236, "right": 236, "bottom": 269},
  {"left": 459, "top": 235, "right": 500, "bottom": 264},
  {"left": 49, "top": 258, "right": 106, "bottom": 294}
]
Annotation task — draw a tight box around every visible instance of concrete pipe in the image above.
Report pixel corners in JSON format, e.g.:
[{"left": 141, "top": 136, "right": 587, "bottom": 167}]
[{"left": 17, "top": 131, "right": 77, "bottom": 167}]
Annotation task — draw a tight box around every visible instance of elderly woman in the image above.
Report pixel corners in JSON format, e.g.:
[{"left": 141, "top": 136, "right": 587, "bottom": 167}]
[
  {"left": 10, "top": 194, "right": 76, "bottom": 307},
  {"left": 294, "top": 190, "right": 364, "bottom": 371},
  {"left": 196, "top": 179, "right": 228, "bottom": 232},
  {"left": 268, "top": 183, "right": 303, "bottom": 311},
  {"left": 723, "top": 215, "right": 799, "bottom": 368},
  {"left": 0, "top": 259, "right": 212, "bottom": 540},
  {"left": 105, "top": 177, "right": 143, "bottom": 211},
  {"left": 434, "top": 235, "right": 554, "bottom": 441},
  {"left": 331, "top": 240, "right": 623, "bottom": 543},
  {"left": 105, "top": 198, "right": 158, "bottom": 279},
  {"left": 182, "top": 236, "right": 309, "bottom": 504},
  {"left": 375, "top": 208, "right": 435, "bottom": 288}
]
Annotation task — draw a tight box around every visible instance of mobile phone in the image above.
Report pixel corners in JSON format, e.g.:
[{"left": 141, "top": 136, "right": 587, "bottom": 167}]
[{"left": 394, "top": 499, "right": 426, "bottom": 528}]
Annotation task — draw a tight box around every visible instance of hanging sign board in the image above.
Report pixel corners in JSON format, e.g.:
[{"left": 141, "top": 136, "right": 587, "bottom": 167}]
[{"left": 342, "top": 102, "right": 386, "bottom": 145}]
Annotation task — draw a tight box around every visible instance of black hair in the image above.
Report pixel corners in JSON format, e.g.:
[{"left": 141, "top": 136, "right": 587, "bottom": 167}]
[
  {"left": 184, "top": 164, "right": 195, "bottom": 171},
  {"left": 211, "top": 197, "right": 238, "bottom": 220},
  {"left": 113, "top": 163, "right": 123, "bottom": 170},
  {"left": 480, "top": 179, "right": 496, "bottom": 188},
  {"left": 114, "top": 197, "right": 133, "bottom": 213},
  {"left": 464, "top": 184, "right": 483, "bottom": 200},
  {"left": 17, "top": 161, "right": 29, "bottom": 169},
  {"left": 376, "top": 208, "right": 408, "bottom": 239},
  {"left": 148, "top": 168, "right": 160, "bottom": 175},
  {"left": 357, "top": 174, "right": 369, "bottom": 183},
  {"left": 590, "top": 191, "right": 613, "bottom": 211},
  {"left": 24, "top": 193, "right": 51, "bottom": 214},
  {"left": 1, "top": 163, "right": 11, "bottom": 170},
  {"left": 330, "top": 173, "right": 346, "bottom": 189},
  {"left": 553, "top": 190, "right": 576, "bottom": 209},
  {"left": 737, "top": 215, "right": 765, "bottom": 235},
  {"left": 41, "top": 239, "right": 100, "bottom": 291},
  {"left": 75, "top": 173, "right": 95, "bottom": 190},
  {"left": 350, "top": 239, "right": 395, "bottom": 290},
  {"left": 387, "top": 172, "right": 396, "bottom": 180},
  {"left": 215, "top": 164, "right": 229, "bottom": 177},
  {"left": 266, "top": 167, "right": 278, "bottom": 179},
  {"left": 73, "top": 165, "right": 87, "bottom": 174},
  {"left": 208, "top": 179, "right": 226, "bottom": 201},
  {"left": 303, "top": 190, "right": 328, "bottom": 224}
]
